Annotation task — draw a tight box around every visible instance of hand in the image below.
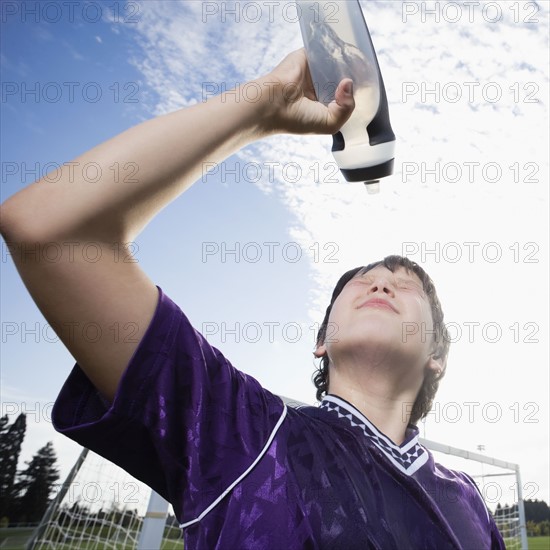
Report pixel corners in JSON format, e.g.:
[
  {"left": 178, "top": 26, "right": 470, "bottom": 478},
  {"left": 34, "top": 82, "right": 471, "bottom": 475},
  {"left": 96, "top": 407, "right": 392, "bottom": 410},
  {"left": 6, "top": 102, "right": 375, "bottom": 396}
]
[{"left": 256, "top": 48, "right": 356, "bottom": 136}]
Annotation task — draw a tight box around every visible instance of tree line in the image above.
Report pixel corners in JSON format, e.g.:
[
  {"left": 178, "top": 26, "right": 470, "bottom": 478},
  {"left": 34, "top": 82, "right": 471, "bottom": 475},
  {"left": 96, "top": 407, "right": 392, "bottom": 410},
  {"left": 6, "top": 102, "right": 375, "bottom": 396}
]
[
  {"left": 523, "top": 500, "right": 550, "bottom": 537},
  {"left": 494, "top": 500, "right": 550, "bottom": 537},
  {"left": 0, "top": 413, "right": 60, "bottom": 525}
]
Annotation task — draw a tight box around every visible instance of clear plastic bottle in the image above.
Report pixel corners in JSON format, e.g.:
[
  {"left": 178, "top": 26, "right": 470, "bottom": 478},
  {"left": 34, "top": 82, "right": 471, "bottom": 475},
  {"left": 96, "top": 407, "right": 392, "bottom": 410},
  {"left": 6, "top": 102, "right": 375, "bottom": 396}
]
[{"left": 297, "top": 0, "right": 396, "bottom": 189}]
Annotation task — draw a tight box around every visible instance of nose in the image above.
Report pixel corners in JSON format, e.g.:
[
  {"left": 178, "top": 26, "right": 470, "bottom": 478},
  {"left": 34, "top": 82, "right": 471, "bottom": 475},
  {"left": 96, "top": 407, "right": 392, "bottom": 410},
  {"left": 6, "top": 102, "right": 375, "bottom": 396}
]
[{"left": 367, "top": 275, "right": 395, "bottom": 297}]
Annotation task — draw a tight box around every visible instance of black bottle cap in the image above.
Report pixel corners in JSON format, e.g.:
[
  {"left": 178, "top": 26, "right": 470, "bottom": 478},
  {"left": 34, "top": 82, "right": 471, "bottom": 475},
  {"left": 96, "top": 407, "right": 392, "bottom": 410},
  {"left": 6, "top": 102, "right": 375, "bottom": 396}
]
[{"left": 340, "top": 158, "right": 394, "bottom": 182}]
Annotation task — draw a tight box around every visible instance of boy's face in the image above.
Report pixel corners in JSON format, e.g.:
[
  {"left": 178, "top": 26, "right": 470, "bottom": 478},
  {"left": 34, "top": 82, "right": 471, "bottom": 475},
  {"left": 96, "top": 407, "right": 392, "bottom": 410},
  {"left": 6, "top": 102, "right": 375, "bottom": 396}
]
[{"left": 316, "top": 265, "right": 440, "bottom": 377}]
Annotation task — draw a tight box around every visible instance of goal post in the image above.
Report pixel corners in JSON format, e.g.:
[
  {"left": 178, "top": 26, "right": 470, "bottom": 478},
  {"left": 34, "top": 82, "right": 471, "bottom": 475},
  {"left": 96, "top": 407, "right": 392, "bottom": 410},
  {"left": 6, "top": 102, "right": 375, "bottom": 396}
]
[
  {"left": 136, "top": 490, "right": 169, "bottom": 550},
  {"left": 26, "top": 448, "right": 89, "bottom": 550}
]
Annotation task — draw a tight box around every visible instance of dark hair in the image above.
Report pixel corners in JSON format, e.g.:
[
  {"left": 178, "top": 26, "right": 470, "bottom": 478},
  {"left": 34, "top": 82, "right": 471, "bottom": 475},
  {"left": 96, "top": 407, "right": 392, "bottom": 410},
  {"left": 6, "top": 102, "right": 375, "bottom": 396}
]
[{"left": 313, "top": 255, "right": 450, "bottom": 426}]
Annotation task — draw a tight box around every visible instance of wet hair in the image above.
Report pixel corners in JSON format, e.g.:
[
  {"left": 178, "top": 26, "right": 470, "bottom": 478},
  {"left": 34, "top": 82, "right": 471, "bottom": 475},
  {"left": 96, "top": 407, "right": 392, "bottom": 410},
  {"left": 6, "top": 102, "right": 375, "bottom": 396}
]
[{"left": 313, "top": 255, "right": 450, "bottom": 426}]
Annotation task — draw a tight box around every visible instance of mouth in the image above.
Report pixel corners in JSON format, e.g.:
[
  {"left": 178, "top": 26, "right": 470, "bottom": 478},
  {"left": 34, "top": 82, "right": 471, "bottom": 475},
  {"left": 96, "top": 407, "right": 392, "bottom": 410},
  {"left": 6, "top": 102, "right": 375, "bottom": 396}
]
[{"left": 358, "top": 298, "right": 398, "bottom": 313}]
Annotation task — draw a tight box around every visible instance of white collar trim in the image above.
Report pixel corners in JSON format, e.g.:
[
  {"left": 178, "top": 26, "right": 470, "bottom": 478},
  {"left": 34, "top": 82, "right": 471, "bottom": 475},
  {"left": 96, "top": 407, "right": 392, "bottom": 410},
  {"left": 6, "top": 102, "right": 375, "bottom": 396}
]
[{"left": 320, "top": 395, "right": 429, "bottom": 476}]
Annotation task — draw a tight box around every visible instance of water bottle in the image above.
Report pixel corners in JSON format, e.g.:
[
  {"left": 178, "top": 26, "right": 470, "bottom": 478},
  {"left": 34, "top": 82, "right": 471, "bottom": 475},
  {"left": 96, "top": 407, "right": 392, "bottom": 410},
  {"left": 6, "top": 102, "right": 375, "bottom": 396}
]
[{"left": 297, "top": 0, "right": 396, "bottom": 192}]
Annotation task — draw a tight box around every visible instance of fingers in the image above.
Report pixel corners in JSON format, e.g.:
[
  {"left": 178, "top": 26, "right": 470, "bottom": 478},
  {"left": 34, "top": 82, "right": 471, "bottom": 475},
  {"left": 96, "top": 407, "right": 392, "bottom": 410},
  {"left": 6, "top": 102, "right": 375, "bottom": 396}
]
[
  {"left": 325, "top": 78, "right": 356, "bottom": 134},
  {"left": 272, "top": 48, "right": 308, "bottom": 82}
]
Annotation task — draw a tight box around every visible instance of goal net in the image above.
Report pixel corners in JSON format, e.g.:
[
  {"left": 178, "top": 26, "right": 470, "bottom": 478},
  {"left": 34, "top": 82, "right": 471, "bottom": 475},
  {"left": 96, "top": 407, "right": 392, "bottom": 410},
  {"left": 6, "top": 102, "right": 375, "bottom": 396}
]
[{"left": 26, "top": 448, "right": 182, "bottom": 550}]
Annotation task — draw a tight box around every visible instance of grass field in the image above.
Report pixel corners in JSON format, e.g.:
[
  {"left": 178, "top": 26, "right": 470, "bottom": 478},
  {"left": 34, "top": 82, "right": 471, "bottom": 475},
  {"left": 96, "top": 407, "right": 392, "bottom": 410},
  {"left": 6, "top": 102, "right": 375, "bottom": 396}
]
[
  {"left": 0, "top": 528, "right": 34, "bottom": 550},
  {"left": 1, "top": 528, "right": 548, "bottom": 549},
  {"left": 529, "top": 536, "right": 550, "bottom": 550},
  {"left": 0, "top": 528, "right": 32, "bottom": 549},
  {"left": 0, "top": 527, "right": 183, "bottom": 549}
]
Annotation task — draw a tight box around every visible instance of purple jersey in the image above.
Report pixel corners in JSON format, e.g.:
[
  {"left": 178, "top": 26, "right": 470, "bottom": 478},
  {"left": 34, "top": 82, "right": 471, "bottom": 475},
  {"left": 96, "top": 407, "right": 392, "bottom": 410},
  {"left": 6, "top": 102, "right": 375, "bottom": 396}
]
[{"left": 52, "top": 287, "right": 506, "bottom": 549}]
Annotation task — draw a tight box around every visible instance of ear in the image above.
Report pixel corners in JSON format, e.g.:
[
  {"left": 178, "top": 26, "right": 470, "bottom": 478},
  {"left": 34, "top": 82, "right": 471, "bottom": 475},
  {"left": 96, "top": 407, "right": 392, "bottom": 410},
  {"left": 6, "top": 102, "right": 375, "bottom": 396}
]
[
  {"left": 313, "top": 342, "right": 326, "bottom": 358},
  {"left": 426, "top": 354, "right": 443, "bottom": 376}
]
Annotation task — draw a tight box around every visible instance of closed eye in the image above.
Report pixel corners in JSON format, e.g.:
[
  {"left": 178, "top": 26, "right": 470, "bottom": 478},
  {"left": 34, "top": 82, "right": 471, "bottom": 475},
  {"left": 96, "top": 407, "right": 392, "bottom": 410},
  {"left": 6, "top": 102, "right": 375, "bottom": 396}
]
[
  {"left": 396, "top": 279, "right": 424, "bottom": 294},
  {"left": 351, "top": 274, "right": 424, "bottom": 295},
  {"left": 349, "top": 274, "right": 374, "bottom": 285}
]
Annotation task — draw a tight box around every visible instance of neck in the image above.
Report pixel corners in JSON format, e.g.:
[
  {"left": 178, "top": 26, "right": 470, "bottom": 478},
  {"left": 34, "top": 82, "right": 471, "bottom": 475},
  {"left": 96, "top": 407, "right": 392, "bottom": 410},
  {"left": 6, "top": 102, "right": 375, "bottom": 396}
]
[{"left": 327, "top": 356, "right": 423, "bottom": 445}]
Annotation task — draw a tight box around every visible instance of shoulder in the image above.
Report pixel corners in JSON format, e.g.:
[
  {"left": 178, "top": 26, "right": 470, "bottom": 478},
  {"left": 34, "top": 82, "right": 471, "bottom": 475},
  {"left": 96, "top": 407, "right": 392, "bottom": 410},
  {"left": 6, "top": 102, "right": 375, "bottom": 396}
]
[
  {"left": 283, "top": 403, "right": 326, "bottom": 427},
  {"left": 284, "top": 402, "right": 344, "bottom": 427},
  {"left": 432, "top": 459, "right": 481, "bottom": 490},
  {"left": 281, "top": 402, "right": 365, "bottom": 452},
  {"left": 430, "top": 457, "right": 491, "bottom": 521}
]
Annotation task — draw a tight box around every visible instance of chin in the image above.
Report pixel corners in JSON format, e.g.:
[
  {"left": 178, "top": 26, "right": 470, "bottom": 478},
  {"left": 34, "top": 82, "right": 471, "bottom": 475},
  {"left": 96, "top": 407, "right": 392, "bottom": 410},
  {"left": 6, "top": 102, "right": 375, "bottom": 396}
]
[
  {"left": 329, "top": 327, "right": 424, "bottom": 367},
  {"left": 329, "top": 337, "right": 399, "bottom": 365}
]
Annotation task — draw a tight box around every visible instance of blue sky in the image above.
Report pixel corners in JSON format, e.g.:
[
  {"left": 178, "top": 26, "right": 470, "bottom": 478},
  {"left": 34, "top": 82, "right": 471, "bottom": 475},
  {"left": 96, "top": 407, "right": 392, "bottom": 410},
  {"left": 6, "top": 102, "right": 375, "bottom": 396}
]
[{"left": 1, "top": 0, "right": 549, "bottom": 511}]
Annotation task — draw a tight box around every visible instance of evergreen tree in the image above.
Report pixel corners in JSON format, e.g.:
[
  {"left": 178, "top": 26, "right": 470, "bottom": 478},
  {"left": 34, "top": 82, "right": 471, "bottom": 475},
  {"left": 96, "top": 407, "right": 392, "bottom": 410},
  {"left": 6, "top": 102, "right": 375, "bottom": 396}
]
[
  {"left": 0, "top": 415, "right": 9, "bottom": 434},
  {"left": 12, "top": 441, "right": 59, "bottom": 523},
  {"left": 525, "top": 499, "right": 550, "bottom": 524},
  {"left": 0, "top": 413, "right": 27, "bottom": 522}
]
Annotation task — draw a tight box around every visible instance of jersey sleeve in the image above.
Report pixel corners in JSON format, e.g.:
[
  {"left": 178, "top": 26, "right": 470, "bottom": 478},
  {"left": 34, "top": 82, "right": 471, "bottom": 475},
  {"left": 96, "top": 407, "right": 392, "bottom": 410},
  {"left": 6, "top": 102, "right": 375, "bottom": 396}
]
[{"left": 51, "top": 286, "right": 285, "bottom": 525}]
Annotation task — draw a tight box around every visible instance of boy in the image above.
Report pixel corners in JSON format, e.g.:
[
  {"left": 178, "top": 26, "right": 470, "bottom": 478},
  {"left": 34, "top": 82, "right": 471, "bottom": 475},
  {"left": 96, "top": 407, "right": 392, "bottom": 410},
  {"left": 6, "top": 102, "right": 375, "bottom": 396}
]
[{"left": 1, "top": 49, "right": 505, "bottom": 548}]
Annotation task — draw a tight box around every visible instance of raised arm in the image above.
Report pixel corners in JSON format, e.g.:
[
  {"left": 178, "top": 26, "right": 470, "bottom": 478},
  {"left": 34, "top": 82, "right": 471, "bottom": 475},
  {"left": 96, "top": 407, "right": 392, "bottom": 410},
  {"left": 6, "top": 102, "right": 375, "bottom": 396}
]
[{"left": 0, "top": 49, "right": 354, "bottom": 403}]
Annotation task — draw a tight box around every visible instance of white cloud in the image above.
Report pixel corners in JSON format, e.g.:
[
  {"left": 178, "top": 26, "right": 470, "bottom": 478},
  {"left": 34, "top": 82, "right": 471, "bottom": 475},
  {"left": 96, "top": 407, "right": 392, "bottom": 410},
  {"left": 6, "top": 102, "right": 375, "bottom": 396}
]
[{"left": 124, "top": 0, "right": 549, "bottom": 501}]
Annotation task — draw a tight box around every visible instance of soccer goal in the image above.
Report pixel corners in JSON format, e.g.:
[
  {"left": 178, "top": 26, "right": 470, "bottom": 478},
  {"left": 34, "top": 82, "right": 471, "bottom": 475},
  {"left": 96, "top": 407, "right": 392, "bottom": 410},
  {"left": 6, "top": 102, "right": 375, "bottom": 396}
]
[
  {"left": 25, "top": 448, "right": 182, "bottom": 550},
  {"left": 27, "top": 400, "right": 528, "bottom": 549}
]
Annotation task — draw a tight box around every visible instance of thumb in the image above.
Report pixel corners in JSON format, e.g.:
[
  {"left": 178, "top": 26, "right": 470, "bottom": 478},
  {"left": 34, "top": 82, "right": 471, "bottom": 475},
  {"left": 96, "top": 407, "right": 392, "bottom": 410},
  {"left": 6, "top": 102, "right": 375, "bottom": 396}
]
[{"left": 326, "top": 78, "right": 355, "bottom": 133}]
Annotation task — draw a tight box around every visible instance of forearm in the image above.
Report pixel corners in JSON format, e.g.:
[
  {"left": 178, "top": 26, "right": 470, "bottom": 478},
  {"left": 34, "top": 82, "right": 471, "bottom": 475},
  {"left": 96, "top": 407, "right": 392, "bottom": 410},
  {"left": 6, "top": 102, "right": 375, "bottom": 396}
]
[{"left": 1, "top": 78, "right": 275, "bottom": 243}]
